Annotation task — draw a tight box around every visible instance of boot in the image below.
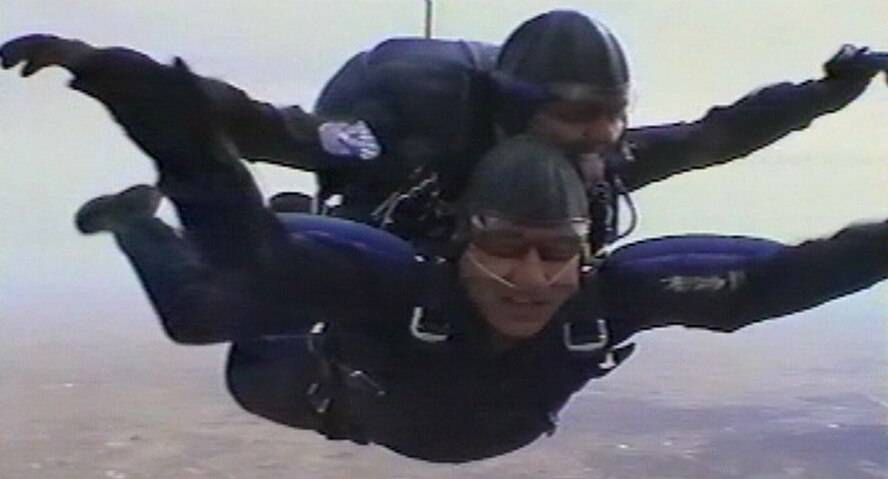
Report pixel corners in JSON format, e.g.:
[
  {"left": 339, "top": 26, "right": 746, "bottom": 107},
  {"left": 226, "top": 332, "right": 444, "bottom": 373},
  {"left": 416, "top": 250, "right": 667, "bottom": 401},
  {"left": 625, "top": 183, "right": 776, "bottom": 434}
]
[{"left": 75, "top": 184, "right": 163, "bottom": 234}]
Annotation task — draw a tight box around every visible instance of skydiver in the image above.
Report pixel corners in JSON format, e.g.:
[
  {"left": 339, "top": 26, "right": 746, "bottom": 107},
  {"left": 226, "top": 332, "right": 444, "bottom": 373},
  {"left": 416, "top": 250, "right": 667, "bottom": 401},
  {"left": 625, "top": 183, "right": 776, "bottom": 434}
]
[
  {"left": 70, "top": 62, "right": 888, "bottom": 462},
  {"left": 3, "top": 10, "right": 887, "bottom": 253}
]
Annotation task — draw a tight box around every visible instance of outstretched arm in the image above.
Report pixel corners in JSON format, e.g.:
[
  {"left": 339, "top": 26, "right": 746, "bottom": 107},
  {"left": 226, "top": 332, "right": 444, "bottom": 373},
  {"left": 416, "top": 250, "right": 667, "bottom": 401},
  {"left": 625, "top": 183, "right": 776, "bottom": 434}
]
[
  {"left": 615, "top": 46, "right": 888, "bottom": 191},
  {"left": 600, "top": 223, "right": 888, "bottom": 336},
  {"left": 0, "top": 34, "right": 379, "bottom": 171}
]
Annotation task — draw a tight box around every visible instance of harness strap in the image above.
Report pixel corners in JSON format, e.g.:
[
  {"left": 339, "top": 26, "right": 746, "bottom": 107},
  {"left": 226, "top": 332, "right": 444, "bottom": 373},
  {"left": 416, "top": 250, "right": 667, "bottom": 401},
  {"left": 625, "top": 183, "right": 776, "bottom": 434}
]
[{"left": 303, "top": 321, "right": 383, "bottom": 443}]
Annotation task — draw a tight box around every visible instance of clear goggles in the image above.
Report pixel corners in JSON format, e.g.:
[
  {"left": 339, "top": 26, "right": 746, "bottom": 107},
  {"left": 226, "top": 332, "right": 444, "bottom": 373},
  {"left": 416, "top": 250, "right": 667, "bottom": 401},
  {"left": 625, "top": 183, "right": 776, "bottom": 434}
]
[
  {"left": 491, "top": 72, "right": 629, "bottom": 107},
  {"left": 468, "top": 215, "right": 590, "bottom": 262}
]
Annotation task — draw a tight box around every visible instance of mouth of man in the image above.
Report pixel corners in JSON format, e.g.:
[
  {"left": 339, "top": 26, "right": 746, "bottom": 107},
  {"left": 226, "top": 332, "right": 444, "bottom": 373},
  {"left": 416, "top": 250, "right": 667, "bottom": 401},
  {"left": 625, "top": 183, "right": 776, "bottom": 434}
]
[{"left": 500, "top": 295, "right": 552, "bottom": 312}]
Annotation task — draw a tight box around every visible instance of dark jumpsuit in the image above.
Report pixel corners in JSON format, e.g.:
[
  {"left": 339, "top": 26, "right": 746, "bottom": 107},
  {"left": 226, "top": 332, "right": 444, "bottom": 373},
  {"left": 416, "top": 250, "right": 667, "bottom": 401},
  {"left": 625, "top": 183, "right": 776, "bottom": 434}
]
[
  {"left": 46, "top": 39, "right": 884, "bottom": 462},
  {"left": 60, "top": 37, "right": 872, "bottom": 231},
  {"left": 310, "top": 37, "right": 870, "bottom": 194},
  {"left": 105, "top": 66, "right": 888, "bottom": 463}
]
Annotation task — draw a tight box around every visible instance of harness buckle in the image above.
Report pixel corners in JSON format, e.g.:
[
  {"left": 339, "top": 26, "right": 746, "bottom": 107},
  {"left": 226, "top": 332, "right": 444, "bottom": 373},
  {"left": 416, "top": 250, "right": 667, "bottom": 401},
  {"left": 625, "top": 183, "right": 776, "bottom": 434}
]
[
  {"left": 598, "top": 351, "right": 617, "bottom": 370},
  {"left": 337, "top": 364, "right": 386, "bottom": 397},
  {"left": 306, "top": 321, "right": 327, "bottom": 354},
  {"left": 409, "top": 306, "right": 450, "bottom": 343},
  {"left": 305, "top": 382, "right": 332, "bottom": 414},
  {"left": 562, "top": 318, "right": 609, "bottom": 353}
]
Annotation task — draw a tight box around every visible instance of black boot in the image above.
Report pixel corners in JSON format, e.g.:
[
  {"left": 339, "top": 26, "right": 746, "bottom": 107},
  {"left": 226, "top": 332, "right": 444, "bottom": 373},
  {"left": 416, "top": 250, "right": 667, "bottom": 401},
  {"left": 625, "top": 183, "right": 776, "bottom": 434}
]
[{"left": 75, "top": 184, "right": 163, "bottom": 234}]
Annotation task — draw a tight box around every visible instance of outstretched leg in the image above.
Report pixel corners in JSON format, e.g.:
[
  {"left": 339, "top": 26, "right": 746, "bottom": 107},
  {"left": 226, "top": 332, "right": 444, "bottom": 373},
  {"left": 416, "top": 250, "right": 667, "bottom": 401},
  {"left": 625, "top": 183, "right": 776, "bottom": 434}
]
[
  {"left": 120, "top": 59, "right": 294, "bottom": 272},
  {"left": 76, "top": 185, "right": 263, "bottom": 344},
  {"left": 75, "top": 61, "right": 305, "bottom": 343},
  {"left": 81, "top": 60, "right": 397, "bottom": 344}
]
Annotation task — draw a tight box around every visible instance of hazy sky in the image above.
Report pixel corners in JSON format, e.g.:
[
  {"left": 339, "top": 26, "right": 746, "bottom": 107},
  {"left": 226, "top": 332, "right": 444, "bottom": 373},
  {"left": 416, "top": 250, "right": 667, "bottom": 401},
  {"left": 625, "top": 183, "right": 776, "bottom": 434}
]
[{"left": 1, "top": 0, "right": 886, "bottom": 328}]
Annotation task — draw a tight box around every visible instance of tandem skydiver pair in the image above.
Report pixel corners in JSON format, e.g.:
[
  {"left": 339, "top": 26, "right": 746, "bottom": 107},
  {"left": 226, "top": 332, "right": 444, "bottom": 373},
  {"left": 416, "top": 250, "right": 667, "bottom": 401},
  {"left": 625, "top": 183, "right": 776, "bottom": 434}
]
[
  {"left": 47, "top": 64, "right": 888, "bottom": 461},
  {"left": 3, "top": 9, "right": 888, "bottom": 463}
]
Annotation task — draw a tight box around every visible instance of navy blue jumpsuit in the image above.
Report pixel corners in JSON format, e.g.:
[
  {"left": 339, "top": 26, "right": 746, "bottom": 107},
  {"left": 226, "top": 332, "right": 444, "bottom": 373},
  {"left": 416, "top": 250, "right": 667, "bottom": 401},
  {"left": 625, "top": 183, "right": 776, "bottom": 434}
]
[
  {"left": 37, "top": 38, "right": 884, "bottom": 462},
  {"left": 105, "top": 69, "right": 888, "bottom": 461},
  {"left": 217, "top": 217, "right": 888, "bottom": 463}
]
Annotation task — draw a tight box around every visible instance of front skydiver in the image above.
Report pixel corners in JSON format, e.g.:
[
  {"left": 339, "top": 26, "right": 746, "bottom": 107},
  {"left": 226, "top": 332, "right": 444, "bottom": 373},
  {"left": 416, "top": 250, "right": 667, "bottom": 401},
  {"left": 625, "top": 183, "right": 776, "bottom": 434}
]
[
  {"left": 71, "top": 61, "right": 888, "bottom": 463},
  {"left": 3, "top": 10, "right": 887, "bottom": 252}
]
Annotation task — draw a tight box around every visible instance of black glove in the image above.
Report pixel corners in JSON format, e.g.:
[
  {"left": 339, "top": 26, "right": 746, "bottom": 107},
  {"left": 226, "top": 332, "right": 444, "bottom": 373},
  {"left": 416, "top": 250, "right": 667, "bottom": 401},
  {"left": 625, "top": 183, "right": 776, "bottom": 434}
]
[
  {"left": 0, "top": 34, "right": 94, "bottom": 76},
  {"left": 824, "top": 44, "right": 888, "bottom": 85}
]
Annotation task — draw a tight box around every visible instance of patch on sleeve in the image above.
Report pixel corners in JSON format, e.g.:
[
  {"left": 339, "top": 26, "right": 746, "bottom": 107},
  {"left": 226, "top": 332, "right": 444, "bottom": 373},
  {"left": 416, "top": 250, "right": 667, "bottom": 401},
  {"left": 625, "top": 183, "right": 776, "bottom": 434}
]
[{"left": 661, "top": 271, "right": 745, "bottom": 292}]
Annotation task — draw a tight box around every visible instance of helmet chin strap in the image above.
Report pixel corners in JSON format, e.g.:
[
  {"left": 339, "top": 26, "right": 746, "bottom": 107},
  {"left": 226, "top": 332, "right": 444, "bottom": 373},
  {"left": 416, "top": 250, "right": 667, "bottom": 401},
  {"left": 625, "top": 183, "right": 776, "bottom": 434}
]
[{"left": 466, "top": 248, "right": 578, "bottom": 290}]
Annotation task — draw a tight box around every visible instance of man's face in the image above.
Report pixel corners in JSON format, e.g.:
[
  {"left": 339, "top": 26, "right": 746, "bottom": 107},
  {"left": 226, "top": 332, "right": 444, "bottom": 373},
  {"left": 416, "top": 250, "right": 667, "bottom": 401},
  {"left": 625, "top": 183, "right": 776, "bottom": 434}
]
[
  {"left": 458, "top": 217, "right": 584, "bottom": 346},
  {"left": 525, "top": 96, "right": 627, "bottom": 157}
]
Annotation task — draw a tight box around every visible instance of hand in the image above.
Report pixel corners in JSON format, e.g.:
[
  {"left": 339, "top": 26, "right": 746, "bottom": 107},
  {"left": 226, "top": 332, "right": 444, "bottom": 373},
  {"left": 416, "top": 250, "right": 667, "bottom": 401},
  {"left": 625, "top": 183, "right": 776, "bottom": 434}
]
[
  {"left": 824, "top": 44, "right": 888, "bottom": 84},
  {"left": 0, "top": 34, "right": 94, "bottom": 76}
]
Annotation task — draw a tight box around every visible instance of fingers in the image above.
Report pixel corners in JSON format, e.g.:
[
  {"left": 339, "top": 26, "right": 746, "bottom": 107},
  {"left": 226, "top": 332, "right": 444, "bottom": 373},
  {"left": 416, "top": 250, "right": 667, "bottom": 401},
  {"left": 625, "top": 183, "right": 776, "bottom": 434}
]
[
  {"left": 21, "top": 55, "right": 50, "bottom": 76},
  {"left": 0, "top": 41, "right": 17, "bottom": 68},
  {"left": 860, "top": 51, "right": 888, "bottom": 72},
  {"left": 1, "top": 34, "right": 56, "bottom": 72},
  {"left": 824, "top": 44, "right": 881, "bottom": 81},
  {"left": 852, "top": 50, "right": 888, "bottom": 86},
  {"left": 0, "top": 34, "right": 89, "bottom": 77},
  {"left": 866, "top": 52, "right": 888, "bottom": 86},
  {"left": 1, "top": 34, "right": 38, "bottom": 69}
]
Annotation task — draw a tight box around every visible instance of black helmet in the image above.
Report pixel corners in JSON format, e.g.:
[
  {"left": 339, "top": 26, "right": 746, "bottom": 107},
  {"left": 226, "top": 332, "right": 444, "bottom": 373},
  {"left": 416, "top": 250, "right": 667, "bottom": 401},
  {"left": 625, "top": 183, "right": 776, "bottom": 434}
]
[
  {"left": 462, "top": 134, "right": 588, "bottom": 225},
  {"left": 492, "top": 10, "right": 630, "bottom": 133},
  {"left": 497, "top": 10, "right": 629, "bottom": 98}
]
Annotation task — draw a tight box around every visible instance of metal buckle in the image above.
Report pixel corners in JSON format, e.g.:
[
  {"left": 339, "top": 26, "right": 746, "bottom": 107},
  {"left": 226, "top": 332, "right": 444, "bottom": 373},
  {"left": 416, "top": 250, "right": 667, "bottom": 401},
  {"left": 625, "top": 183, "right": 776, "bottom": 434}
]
[
  {"left": 337, "top": 364, "right": 386, "bottom": 398},
  {"left": 306, "top": 321, "right": 327, "bottom": 354},
  {"left": 305, "top": 382, "right": 331, "bottom": 414},
  {"left": 562, "top": 318, "right": 609, "bottom": 353},
  {"left": 409, "top": 306, "right": 449, "bottom": 343},
  {"left": 598, "top": 351, "right": 617, "bottom": 370}
]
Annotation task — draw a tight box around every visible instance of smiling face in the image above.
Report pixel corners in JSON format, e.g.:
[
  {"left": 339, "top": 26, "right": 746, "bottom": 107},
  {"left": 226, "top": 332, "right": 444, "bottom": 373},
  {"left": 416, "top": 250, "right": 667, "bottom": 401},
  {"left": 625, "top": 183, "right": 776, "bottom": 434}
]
[{"left": 458, "top": 218, "right": 585, "bottom": 347}]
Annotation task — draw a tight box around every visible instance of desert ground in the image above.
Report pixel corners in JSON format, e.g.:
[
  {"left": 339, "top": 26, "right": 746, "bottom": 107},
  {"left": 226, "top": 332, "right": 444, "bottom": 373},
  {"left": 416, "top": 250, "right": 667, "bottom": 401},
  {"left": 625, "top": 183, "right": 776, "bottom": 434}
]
[{"left": 2, "top": 297, "right": 885, "bottom": 479}]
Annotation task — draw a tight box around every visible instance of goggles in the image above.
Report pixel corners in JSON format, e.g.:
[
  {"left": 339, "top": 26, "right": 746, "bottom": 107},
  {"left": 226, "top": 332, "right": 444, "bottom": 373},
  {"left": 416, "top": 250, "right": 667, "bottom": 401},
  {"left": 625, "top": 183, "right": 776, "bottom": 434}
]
[
  {"left": 491, "top": 72, "right": 629, "bottom": 106},
  {"left": 468, "top": 215, "right": 589, "bottom": 262},
  {"left": 538, "top": 97, "right": 628, "bottom": 127}
]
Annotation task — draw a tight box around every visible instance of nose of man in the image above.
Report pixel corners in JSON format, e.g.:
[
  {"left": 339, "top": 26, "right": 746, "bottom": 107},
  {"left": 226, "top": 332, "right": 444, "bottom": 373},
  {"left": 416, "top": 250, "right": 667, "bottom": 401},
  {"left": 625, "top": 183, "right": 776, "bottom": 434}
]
[{"left": 508, "top": 248, "right": 550, "bottom": 290}]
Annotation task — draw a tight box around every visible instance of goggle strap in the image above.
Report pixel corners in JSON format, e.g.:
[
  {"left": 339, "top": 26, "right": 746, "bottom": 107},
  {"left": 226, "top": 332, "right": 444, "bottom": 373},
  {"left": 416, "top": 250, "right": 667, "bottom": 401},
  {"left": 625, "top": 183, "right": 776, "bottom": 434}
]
[{"left": 467, "top": 248, "right": 579, "bottom": 288}]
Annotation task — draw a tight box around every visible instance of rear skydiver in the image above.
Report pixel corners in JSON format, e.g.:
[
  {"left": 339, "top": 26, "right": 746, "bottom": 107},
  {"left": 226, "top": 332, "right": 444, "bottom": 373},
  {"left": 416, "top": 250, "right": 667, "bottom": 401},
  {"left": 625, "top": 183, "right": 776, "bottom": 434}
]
[
  {"left": 67, "top": 62, "right": 888, "bottom": 462},
  {"left": 3, "top": 10, "right": 887, "bottom": 254}
]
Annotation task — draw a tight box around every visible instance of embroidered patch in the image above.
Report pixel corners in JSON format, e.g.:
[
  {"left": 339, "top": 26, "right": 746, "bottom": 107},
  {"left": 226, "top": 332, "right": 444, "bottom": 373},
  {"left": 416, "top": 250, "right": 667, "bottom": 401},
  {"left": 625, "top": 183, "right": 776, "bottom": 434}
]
[{"left": 661, "top": 271, "right": 745, "bottom": 292}]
